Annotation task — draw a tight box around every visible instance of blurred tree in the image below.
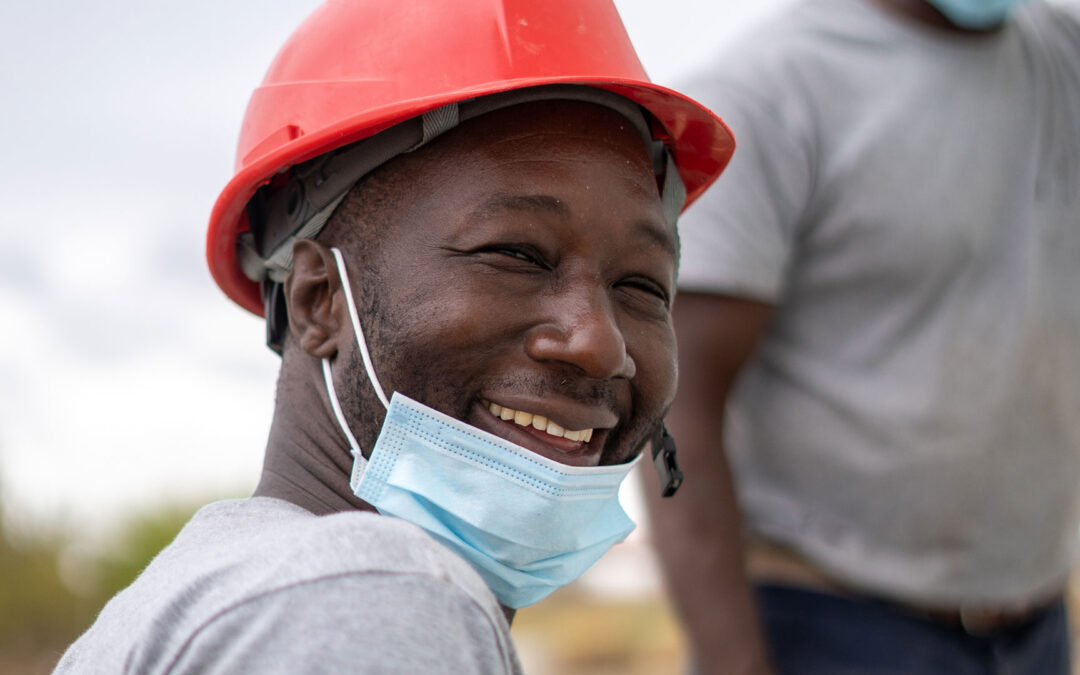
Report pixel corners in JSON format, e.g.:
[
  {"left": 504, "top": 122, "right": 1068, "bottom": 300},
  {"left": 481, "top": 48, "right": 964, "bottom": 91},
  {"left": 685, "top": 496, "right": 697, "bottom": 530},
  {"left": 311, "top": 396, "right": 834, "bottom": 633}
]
[
  {"left": 0, "top": 509, "right": 91, "bottom": 668},
  {"left": 86, "top": 504, "right": 203, "bottom": 602},
  {"left": 0, "top": 472, "right": 217, "bottom": 674}
]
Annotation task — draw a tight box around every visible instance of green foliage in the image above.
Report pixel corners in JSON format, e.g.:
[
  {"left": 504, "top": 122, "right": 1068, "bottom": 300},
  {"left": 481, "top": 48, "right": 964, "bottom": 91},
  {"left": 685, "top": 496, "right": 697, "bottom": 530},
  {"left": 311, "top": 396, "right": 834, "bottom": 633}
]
[
  {"left": 0, "top": 525, "right": 92, "bottom": 655},
  {"left": 0, "top": 497, "right": 212, "bottom": 673},
  {"left": 88, "top": 505, "right": 202, "bottom": 602}
]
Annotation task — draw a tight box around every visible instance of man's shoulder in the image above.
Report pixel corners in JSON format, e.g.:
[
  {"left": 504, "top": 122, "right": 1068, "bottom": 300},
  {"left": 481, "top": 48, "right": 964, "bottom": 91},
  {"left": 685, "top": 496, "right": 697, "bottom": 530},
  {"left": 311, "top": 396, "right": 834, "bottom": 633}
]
[
  {"left": 159, "top": 497, "right": 446, "bottom": 563},
  {"left": 271, "top": 501, "right": 497, "bottom": 597},
  {"left": 163, "top": 497, "right": 496, "bottom": 611},
  {"left": 55, "top": 498, "right": 513, "bottom": 674}
]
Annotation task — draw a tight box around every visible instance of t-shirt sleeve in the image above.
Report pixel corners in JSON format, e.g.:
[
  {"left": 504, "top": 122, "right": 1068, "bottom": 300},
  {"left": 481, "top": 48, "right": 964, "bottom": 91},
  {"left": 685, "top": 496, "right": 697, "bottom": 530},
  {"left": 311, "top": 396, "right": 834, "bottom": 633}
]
[
  {"left": 161, "top": 572, "right": 517, "bottom": 675},
  {"left": 676, "top": 66, "right": 815, "bottom": 302}
]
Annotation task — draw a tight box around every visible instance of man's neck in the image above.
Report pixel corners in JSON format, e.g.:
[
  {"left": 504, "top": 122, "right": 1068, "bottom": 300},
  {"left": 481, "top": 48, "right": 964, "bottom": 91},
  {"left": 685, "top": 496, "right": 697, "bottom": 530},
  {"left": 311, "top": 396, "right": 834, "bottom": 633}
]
[{"left": 254, "top": 352, "right": 374, "bottom": 515}]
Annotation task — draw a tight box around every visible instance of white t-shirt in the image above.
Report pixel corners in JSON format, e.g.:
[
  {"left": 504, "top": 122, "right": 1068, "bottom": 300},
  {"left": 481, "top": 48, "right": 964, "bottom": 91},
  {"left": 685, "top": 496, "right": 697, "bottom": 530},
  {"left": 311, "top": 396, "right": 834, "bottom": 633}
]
[
  {"left": 54, "top": 498, "right": 522, "bottom": 674},
  {"left": 678, "top": 0, "right": 1080, "bottom": 607}
]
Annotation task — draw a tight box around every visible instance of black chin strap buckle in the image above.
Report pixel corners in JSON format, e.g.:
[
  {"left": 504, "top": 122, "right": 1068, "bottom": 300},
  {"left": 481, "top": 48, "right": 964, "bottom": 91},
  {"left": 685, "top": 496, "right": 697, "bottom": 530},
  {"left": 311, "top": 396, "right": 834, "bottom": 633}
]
[
  {"left": 264, "top": 279, "right": 287, "bottom": 355},
  {"left": 651, "top": 425, "right": 683, "bottom": 498}
]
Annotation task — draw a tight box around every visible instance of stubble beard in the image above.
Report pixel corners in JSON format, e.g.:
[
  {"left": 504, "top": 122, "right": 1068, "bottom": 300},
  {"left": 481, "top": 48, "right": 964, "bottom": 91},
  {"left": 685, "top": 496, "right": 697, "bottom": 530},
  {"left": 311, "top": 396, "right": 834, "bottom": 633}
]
[{"left": 335, "top": 272, "right": 660, "bottom": 467}]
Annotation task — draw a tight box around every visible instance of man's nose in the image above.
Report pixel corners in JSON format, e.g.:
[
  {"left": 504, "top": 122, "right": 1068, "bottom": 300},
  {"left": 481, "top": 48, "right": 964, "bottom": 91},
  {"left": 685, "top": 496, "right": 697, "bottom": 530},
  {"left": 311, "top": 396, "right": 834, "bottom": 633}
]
[{"left": 524, "top": 286, "right": 637, "bottom": 380}]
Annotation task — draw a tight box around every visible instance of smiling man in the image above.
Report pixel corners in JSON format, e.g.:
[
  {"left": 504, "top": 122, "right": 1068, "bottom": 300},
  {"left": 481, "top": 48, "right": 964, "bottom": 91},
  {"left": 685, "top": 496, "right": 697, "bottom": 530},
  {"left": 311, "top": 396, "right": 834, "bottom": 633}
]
[{"left": 54, "top": 1, "right": 734, "bottom": 672}]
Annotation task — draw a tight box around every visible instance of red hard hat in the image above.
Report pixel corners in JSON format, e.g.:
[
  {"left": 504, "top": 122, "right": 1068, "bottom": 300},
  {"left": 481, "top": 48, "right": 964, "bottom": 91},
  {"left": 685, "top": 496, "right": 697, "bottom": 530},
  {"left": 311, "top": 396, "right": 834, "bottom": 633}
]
[{"left": 207, "top": 0, "right": 735, "bottom": 316}]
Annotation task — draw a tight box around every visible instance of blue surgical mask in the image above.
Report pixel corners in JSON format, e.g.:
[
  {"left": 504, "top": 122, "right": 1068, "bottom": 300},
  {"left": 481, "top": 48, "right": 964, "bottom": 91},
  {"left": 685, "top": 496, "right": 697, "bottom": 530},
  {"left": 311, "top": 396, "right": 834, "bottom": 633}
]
[
  {"left": 925, "top": 0, "right": 1029, "bottom": 29},
  {"left": 321, "top": 247, "right": 639, "bottom": 608}
]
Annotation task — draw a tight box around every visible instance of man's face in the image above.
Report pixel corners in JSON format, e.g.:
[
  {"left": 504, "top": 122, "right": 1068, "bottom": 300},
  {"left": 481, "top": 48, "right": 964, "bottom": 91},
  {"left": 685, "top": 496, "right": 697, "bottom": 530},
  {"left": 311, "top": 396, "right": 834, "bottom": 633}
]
[{"left": 338, "top": 101, "right": 677, "bottom": 467}]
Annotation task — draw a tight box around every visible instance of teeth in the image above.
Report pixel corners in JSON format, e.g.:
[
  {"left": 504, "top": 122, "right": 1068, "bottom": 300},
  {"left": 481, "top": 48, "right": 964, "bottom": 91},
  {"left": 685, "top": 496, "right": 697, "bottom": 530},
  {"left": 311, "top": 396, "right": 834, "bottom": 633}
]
[{"left": 486, "top": 401, "right": 593, "bottom": 443}]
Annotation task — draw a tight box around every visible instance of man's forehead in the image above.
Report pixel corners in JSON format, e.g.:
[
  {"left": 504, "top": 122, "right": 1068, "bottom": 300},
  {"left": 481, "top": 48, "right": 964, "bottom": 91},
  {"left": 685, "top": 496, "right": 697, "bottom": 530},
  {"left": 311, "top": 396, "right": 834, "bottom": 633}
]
[{"left": 410, "top": 104, "right": 667, "bottom": 220}]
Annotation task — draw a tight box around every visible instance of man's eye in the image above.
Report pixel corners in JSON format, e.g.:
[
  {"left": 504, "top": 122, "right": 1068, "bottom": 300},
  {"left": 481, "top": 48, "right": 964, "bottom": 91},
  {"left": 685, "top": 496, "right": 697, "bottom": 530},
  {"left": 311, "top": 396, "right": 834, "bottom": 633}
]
[
  {"left": 499, "top": 248, "right": 535, "bottom": 262},
  {"left": 618, "top": 277, "right": 670, "bottom": 306},
  {"left": 478, "top": 244, "right": 550, "bottom": 269}
]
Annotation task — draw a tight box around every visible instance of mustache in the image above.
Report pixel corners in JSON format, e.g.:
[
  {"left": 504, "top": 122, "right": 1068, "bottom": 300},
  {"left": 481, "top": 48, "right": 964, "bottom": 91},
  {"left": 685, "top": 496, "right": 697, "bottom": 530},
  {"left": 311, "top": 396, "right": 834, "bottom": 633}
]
[{"left": 485, "top": 372, "right": 618, "bottom": 410}]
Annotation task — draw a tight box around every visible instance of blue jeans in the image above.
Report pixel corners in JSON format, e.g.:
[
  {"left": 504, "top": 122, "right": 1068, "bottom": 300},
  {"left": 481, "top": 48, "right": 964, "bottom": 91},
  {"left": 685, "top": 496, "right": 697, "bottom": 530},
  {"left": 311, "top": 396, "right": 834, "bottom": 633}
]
[{"left": 756, "top": 584, "right": 1071, "bottom": 675}]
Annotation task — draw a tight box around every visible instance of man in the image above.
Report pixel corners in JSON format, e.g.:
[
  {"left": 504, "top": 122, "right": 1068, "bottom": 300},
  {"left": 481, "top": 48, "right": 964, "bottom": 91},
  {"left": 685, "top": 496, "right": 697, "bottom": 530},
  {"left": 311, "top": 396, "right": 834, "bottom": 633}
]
[
  {"left": 54, "top": 0, "right": 734, "bottom": 672},
  {"left": 644, "top": 0, "right": 1080, "bottom": 673}
]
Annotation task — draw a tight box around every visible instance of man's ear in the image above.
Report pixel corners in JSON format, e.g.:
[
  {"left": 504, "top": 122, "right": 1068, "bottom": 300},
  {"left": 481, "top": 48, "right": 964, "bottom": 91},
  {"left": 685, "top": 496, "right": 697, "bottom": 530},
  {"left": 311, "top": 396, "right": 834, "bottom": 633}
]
[{"left": 285, "top": 239, "right": 346, "bottom": 359}]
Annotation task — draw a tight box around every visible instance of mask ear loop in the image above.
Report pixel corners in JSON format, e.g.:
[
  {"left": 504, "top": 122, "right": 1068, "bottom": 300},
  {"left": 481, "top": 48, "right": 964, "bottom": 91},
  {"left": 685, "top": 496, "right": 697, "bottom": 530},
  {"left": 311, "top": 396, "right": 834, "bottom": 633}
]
[
  {"left": 323, "top": 359, "right": 363, "bottom": 462},
  {"left": 330, "top": 247, "right": 390, "bottom": 409},
  {"left": 321, "top": 246, "right": 392, "bottom": 467}
]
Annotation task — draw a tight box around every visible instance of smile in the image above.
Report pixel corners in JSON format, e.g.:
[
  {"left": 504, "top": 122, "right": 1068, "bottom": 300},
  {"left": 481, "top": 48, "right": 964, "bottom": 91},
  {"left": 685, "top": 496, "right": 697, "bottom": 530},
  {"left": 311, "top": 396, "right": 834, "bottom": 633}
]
[{"left": 485, "top": 402, "right": 594, "bottom": 443}]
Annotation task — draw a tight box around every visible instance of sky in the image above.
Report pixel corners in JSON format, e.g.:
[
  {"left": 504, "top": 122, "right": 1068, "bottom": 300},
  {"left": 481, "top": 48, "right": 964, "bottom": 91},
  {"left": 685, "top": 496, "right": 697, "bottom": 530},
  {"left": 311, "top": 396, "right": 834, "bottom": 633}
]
[{"left": 0, "top": 0, "right": 794, "bottom": 538}]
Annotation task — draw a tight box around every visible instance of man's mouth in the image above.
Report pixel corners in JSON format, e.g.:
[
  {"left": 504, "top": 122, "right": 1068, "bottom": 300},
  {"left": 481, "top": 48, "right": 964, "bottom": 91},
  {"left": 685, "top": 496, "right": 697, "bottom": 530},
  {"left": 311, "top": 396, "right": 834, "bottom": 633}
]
[{"left": 486, "top": 402, "right": 595, "bottom": 443}]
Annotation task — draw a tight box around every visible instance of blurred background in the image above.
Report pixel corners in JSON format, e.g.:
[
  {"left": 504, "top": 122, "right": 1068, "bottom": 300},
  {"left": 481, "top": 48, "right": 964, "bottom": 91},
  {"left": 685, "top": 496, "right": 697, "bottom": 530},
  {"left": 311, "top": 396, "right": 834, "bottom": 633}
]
[
  {"left": 0, "top": 2, "right": 793, "bottom": 671},
  {"left": 6, "top": 1, "right": 1074, "bottom": 674}
]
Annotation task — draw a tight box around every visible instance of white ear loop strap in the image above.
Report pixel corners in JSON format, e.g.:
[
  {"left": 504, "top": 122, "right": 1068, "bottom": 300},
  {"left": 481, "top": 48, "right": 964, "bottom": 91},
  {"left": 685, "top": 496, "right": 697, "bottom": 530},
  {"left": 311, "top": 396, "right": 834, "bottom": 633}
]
[
  {"left": 330, "top": 246, "right": 390, "bottom": 409},
  {"left": 320, "top": 247, "right": 391, "bottom": 465},
  {"left": 322, "top": 358, "right": 365, "bottom": 466}
]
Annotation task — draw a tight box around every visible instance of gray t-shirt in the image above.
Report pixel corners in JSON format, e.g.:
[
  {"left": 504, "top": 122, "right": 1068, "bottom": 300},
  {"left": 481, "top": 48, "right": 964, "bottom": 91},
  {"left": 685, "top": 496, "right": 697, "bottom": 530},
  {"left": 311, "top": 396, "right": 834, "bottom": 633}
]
[
  {"left": 678, "top": 0, "right": 1080, "bottom": 606},
  {"left": 54, "top": 497, "right": 522, "bottom": 674}
]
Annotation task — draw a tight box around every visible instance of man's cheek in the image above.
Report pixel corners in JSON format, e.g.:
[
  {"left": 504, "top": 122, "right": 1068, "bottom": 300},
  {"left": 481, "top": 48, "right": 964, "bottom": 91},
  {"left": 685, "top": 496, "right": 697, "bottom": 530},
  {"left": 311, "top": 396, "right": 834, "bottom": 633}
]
[{"left": 642, "top": 349, "right": 678, "bottom": 412}]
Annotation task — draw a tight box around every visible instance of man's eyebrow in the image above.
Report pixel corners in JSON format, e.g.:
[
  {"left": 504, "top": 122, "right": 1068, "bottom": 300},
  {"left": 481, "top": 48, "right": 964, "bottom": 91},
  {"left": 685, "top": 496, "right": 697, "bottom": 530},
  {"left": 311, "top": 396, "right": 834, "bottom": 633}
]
[
  {"left": 471, "top": 193, "right": 571, "bottom": 220},
  {"left": 633, "top": 218, "right": 678, "bottom": 258}
]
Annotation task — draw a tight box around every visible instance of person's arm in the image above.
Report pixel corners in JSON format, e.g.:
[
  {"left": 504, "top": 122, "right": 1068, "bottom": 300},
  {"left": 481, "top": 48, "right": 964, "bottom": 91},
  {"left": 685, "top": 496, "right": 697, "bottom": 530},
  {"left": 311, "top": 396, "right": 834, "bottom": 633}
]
[{"left": 643, "top": 291, "right": 773, "bottom": 675}]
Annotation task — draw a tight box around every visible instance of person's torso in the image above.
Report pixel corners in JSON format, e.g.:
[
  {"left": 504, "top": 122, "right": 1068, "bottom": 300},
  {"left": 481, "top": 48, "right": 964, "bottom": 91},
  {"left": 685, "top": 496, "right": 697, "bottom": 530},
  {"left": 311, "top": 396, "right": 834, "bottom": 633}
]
[{"left": 722, "top": 0, "right": 1080, "bottom": 606}]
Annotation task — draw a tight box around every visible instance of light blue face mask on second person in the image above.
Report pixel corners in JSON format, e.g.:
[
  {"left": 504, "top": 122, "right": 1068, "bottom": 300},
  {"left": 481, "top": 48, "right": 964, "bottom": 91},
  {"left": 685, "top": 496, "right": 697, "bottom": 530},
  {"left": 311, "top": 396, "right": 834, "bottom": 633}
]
[
  {"left": 321, "top": 247, "right": 639, "bottom": 609},
  {"left": 925, "top": 0, "right": 1030, "bottom": 29}
]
